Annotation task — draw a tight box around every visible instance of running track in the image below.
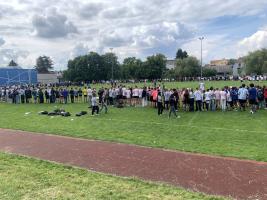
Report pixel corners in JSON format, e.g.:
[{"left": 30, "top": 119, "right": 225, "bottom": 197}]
[{"left": 0, "top": 129, "right": 266, "bottom": 200}]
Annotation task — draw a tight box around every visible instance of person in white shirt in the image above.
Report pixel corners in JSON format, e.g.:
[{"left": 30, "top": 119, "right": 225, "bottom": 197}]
[
  {"left": 238, "top": 84, "right": 248, "bottom": 111},
  {"left": 132, "top": 86, "right": 139, "bottom": 106},
  {"left": 87, "top": 87, "right": 93, "bottom": 106},
  {"left": 220, "top": 88, "right": 227, "bottom": 111},
  {"left": 205, "top": 89, "right": 211, "bottom": 111},
  {"left": 194, "top": 88, "right": 202, "bottom": 111}
]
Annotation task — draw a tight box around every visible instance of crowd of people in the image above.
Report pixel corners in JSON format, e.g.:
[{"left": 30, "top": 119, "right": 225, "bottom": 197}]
[{"left": 1, "top": 82, "right": 267, "bottom": 116}]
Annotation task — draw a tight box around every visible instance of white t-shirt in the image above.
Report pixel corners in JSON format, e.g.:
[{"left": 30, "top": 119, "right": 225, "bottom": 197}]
[
  {"left": 87, "top": 88, "right": 92, "bottom": 96},
  {"left": 133, "top": 89, "right": 139, "bottom": 97},
  {"left": 220, "top": 91, "right": 227, "bottom": 100},
  {"left": 194, "top": 90, "right": 202, "bottom": 101},
  {"left": 126, "top": 89, "right": 131, "bottom": 98},
  {"left": 205, "top": 91, "right": 211, "bottom": 101}
]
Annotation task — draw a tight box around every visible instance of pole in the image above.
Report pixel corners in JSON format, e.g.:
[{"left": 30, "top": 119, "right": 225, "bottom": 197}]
[
  {"left": 199, "top": 37, "right": 204, "bottom": 79},
  {"left": 110, "top": 48, "right": 114, "bottom": 82}
]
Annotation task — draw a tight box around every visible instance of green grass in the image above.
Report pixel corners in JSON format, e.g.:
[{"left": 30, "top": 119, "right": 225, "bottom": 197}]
[
  {"left": 0, "top": 102, "right": 266, "bottom": 162},
  {"left": 86, "top": 80, "right": 267, "bottom": 90},
  {"left": 0, "top": 153, "right": 226, "bottom": 200}
]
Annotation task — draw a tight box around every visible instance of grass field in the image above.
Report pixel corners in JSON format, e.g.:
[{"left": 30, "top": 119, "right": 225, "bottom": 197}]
[
  {"left": 0, "top": 102, "right": 266, "bottom": 162},
  {"left": 86, "top": 80, "right": 267, "bottom": 89},
  {"left": 0, "top": 80, "right": 266, "bottom": 199},
  {"left": 0, "top": 153, "right": 226, "bottom": 200}
]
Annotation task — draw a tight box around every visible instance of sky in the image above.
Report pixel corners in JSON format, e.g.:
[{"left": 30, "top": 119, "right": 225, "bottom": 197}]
[{"left": 1, "top": 0, "right": 267, "bottom": 70}]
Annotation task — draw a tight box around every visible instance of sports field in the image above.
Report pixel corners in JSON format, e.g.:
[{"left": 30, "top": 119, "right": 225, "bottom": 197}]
[
  {"left": 87, "top": 80, "right": 267, "bottom": 89},
  {"left": 0, "top": 80, "right": 266, "bottom": 200},
  {"left": 0, "top": 103, "right": 266, "bottom": 162}
]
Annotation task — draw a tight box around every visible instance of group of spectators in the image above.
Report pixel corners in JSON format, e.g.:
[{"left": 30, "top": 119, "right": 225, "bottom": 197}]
[{"left": 1, "top": 83, "right": 267, "bottom": 116}]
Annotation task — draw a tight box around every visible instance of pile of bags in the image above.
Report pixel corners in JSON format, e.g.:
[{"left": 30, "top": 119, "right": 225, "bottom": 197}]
[{"left": 39, "top": 109, "right": 88, "bottom": 118}]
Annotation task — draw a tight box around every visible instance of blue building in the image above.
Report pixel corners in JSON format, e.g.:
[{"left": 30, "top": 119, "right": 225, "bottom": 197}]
[{"left": 0, "top": 67, "right": 37, "bottom": 86}]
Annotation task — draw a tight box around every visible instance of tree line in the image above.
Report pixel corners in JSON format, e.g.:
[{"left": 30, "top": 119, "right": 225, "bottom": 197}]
[{"left": 7, "top": 48, "right": 267, "bottom": 81}]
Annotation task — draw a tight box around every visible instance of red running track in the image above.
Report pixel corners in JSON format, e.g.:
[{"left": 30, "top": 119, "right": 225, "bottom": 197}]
[{"left": 0, "top": 129, "right": 266, "bottom": 200}]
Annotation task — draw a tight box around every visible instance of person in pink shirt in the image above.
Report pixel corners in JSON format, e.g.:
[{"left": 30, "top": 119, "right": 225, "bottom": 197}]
[{"left": 214, "top": 88, "right": 221, "bottom": 110}]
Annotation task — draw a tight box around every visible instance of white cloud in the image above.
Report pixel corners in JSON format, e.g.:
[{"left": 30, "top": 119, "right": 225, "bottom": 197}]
[
  {"left": 0, "top": 49, "right": 29, "bottom": 66},
  {"left": 0, "top": 38, "right": 5, "bottom": 46},
  {"left": 32, "top": 8, "right": 78, "bottom": 38},
  {"left": 238, "top": 27, "right": 267, "bottom": 56},
  {"left": 0, "top": 0, "right": 267, "bottom": 69}
]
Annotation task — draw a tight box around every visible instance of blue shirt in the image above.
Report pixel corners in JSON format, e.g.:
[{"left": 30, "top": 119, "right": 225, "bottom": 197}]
[{"left": 248, "top": 88, "right": 257, "bottom": 100}]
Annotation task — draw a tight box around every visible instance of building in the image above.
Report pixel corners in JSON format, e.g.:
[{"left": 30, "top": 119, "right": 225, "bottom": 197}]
[
  {"left": 206, "top": 59, "right": 232, "bottom": 75},
  {"left": 210, "top": 59, "right": 229, "bottom": 66},
  {"left": 37, "top": 72, "right": 61, "bottom": 84},
  {"left": 166, "top": 60, "right": 176, "bottom": 69}
]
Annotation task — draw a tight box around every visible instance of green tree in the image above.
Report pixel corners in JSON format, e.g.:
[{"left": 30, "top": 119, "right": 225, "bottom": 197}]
[
  {"left": 8, "top": 60, "right": 18, "bottom": 67},
  {"left": 176, "top": 49, "right": 188, "bottom": 59},
  {"left": 64, "top": 52, "right": 104, "bottom": 82},
  {"left": 121, "top": 57, "right": 142, "bottom": 79},
  {"left": 202, "top": 68, "right": 217, "bottom": 77},
  {"left": 143, "top": 54, "right": 167, "bottom": 80},
  {"left": 35, "top": 56, "right": 54, "bottom": 73},
  {"left": 101, "top": 53, "right": 120, "bottom": 80},
  {"left": 244, "top": 49, "right": 267, "bottom": 75},
  {"left": 174, "top": 56, "right": 200, "bottom": 79}
]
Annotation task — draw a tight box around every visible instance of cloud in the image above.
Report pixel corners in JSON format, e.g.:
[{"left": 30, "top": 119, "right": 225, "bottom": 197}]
[
  {"left": 0, "top": 38, "right": 5, "bottom": 46},
  {"left": 0, "top": 49, "right": 29, "bottom": 66},
  {"left": 79, "top": 3, "right": 103, "bottom": 19},
  {"left": 1, "top": 0, "right": 267, "bottom": 69},
  {"left": 32, "top": 8, "right": 78, "bottom": 38},
  {"left": 238, "top": 27, "right": 267, "bottom": 56}
]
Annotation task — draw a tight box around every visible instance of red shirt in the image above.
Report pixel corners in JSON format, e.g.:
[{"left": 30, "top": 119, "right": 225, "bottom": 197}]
[{"left": 264, "top": 88, "right": 267, "bottom": 98}]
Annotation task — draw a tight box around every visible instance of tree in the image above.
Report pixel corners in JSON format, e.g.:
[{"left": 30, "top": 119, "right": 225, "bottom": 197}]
[
  {"left": 143, "top": 54, "right": 167, "bottom": 80},
  {"left": 8, "top": 60, "right": 18, "bottom": 67},
  {"left": 176, "top": 48, "right": 188, "bottom": 59},
  {"left": 202, "top": 68, "right": 217, "bottom": 77},
  {"left": 35, "top": 56, "right": 54, "bottom": 73},
  {"left": 244, "top": 49, "right": 267, "bottom": 75},
  {"left": 64, "top": 52, "right": 104, "bottom": 82},
  {"left": 174, "top": 56, "right": 200, "bottom": 79},
  {"left": 101, "top": 53, "right": 120, "bottom": 80},
  {"left": 121, "top": 57, "right": 142, "bottom": 79}
]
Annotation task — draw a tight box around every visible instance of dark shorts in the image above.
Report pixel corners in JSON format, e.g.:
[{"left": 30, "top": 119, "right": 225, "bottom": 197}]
[
  {"left": 239, "top": 99, "right": 246, "bottom": 105},
  {"left": 133, "top": 96, "right": 139, "bottom": 99},
  {"left": 249, "top": 99, "right": 257, "bottom": 105}
]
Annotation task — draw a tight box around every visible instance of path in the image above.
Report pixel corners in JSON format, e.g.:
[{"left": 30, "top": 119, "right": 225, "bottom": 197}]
[{"left": 0, "top": 129, "right": 266, "bottom": 200}]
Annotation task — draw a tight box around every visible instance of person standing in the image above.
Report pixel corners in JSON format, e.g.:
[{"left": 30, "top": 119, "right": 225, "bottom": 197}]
[
  {"left": 87, "top": 87, "right": 93, "bottom": 107},
  {"left": 214, "top": 88, "right": 221, "bottom": 109},
  {"left": 238, "top": 84, "right": 248, "bottom": 111},
  {"left": 264, "top": 86, "right": 267, "bottom": 109},
  {"left": 69, "top": 88, "right": 75, "bottom": 103},
  {"left": 189, "top": 88, "right": 195, "bottom": 112},
  {"left": 83, "top": 87, "right": 88, "bottom": 103},
  {"left": 220, "top": 88, "right": 227, "bottom": 111},
  {"left": 194, "top": 88, "right": 202, "bottom": 111},
  {"left": 63, "top": 88, "right": 69, "bottom": 104},
  {"left": 100, "top": 90, "right": 108, "bottom": 114},
  {"left": 142, "top": 87, "right": 147, "bottom": 107},
  {"left": 38, "top": 89, "right": 44, "bottom": 104},
  {"left": 169, "top": 93, "right": 177, "bottom": 118},
  {"left": 205, "top": 89, "right": 211, "bottom": 111},
  {"left": 248, "top": 83, "right": 257, "bottom": 114},
  {"left": 157, "top": 91, "right": 163, "bottom": 115},
  {"left": 91, "top": 93, "right": 99, "bottom": 116}
]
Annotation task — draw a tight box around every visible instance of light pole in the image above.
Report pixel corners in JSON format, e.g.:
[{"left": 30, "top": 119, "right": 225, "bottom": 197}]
[
  {"left": 110, "top": 48, "right": 114, "bottom": 82},
  {"left": 199, "top": 37, "right": 204, "bottom": 79}
]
